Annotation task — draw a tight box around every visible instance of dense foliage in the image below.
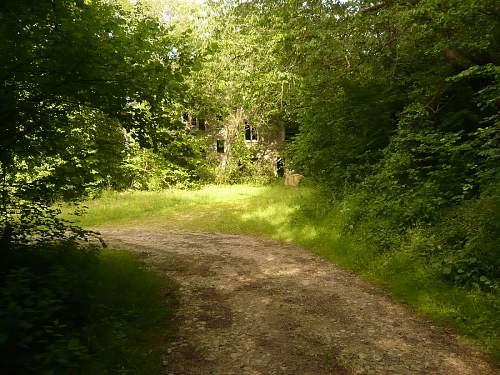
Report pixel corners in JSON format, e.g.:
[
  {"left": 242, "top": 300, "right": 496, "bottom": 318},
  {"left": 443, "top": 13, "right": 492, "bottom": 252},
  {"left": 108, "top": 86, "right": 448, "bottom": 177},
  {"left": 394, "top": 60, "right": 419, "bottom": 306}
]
[
  {"left": 0, "top": 1, "right": 196, "bottom": 372},
  {"left": 0, "top": 244, "right": 175, "bottom": 374},
  {"left": 1, "top": 0, "right": 499, "bottom": 369},
  {"left": 202, "top": 0, "right": 500, "bottom": 291},
  {"left": 0, "top": 0, "right": 204, "bottom": 246}
]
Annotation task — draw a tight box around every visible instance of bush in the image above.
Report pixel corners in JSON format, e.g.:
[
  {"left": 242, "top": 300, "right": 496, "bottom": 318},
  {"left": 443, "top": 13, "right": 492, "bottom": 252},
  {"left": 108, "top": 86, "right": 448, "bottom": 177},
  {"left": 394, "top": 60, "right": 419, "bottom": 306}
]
[
  {"left": 213, "top": 135, "right": 277, "bottom": 185},
  {"left": 434, "top": 190, "right": 500, "bottom": 291},
  {"left": 0, "top": 244, "right": 97, "bottom": 373},
  {"left": 121, "top": 134, "right": 208, "bottom": 191},
  {"left": 124, "top": 148, "right": 196, "bottom": 190},
  {"left": 329, "top": 178, "right": 500, "bottom": 292},
  {"left": 0, "top": 243, "right": 175, "bottom": 374}
]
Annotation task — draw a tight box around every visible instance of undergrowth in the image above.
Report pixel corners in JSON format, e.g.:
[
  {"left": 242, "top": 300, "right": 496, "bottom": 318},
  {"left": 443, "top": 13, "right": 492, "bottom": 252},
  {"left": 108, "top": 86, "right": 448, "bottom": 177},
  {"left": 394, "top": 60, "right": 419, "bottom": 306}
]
[
  {"left": 67, "top": 183, "right": 500, "bottom": 362},
  {"left": 0, "top": 243, "right": 177, "bottom": 374}
]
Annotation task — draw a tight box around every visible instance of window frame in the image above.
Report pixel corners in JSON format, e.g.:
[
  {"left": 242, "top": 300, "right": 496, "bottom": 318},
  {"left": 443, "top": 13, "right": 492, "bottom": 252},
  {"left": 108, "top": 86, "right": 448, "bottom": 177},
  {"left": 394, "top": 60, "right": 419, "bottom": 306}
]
[{"left": 216, "top": 139, "right": 225, "bottom": 153}]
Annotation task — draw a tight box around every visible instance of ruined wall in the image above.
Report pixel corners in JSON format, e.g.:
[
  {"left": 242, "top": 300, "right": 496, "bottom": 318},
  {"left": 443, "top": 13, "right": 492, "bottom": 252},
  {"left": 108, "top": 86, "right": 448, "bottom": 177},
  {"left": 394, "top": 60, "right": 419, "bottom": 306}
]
[{"left": 185, "top": 109, "right": 285, "bottom": 178}]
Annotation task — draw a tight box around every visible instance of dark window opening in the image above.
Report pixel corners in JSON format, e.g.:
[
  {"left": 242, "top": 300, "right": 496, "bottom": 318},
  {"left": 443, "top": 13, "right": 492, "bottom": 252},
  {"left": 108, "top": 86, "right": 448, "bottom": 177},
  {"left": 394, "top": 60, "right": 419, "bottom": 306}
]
[
  {"left": 285, "top": 123, "right": 299, "bottom": 142},
  {"left": 251, "top": 126, "right": 258, "bottom": 140},
  {"left": 216, "top": 139, "right": 225, "bottom": 153},
  {"left": 198, "top": 118, "right": 206, "bottom": 131},
  {"left": 277, "top": 158, "right": 285, "bottom": 177},
  {"left": 244, "top": 121, "right": 257, "bottom": 141},
  {"left": 245, "top": 123, "right": 251, "bottom": 140}
]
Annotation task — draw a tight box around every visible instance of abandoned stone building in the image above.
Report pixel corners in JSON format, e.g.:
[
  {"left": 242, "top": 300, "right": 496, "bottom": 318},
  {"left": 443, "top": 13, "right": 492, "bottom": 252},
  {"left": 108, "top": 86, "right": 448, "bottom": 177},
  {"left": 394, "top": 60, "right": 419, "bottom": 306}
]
[{"left": 183, "top": 108, "right": 287, "bottom": 178}]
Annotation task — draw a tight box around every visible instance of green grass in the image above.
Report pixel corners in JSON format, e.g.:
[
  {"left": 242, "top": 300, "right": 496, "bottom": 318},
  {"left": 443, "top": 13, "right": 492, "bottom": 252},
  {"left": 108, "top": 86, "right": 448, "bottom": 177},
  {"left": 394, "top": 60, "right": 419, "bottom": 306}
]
[
  {"left": 0, "top": 244, "right": 178, "bottom": 374},
  {"left": 66, "top": 184, "right": 500, "bottom": 362},
  {"left": 83, "top": 250, "right": 178, "bottom": 374}
]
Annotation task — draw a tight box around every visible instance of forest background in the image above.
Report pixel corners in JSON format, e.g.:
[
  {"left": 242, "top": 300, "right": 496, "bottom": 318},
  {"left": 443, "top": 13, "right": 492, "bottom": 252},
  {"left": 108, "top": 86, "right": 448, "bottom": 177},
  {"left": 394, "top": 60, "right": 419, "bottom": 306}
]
[{"left": 0, "top": 0, "right": 499, "bottom": 372}]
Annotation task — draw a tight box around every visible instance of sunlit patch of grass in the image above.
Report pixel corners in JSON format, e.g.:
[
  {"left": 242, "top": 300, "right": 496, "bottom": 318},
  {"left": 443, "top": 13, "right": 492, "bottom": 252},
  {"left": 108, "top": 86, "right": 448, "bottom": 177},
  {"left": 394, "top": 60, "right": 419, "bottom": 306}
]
[
  {"left": 66, "top": 184, "right": 500, "bottom": 362},
  {"left": 64, "top": 185, "right": 268, "bottom": 228}
]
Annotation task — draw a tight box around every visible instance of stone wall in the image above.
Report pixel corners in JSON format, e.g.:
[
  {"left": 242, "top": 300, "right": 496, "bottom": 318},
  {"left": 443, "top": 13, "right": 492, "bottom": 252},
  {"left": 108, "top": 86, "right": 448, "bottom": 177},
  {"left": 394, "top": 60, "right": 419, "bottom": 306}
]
[{"left": 185, "top": 109, "right": 286, "bottom": 177}]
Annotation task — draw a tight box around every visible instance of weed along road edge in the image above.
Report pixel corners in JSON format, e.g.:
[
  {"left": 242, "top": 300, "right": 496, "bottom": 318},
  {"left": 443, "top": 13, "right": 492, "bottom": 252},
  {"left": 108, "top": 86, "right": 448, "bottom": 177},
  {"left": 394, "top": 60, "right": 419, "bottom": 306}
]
[{"left": 100, "top": 228, "right": 497, "bottom": 375}]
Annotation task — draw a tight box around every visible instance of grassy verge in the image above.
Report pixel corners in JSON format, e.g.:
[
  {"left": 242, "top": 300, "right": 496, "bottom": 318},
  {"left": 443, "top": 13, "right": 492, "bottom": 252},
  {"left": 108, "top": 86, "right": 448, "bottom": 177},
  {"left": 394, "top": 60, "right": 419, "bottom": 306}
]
[
  {"left": 66, "top": 184, "right": 499, "bottom": 362},
  {"left": 0, "top": 243, "right": 177, "bottom": 374}
]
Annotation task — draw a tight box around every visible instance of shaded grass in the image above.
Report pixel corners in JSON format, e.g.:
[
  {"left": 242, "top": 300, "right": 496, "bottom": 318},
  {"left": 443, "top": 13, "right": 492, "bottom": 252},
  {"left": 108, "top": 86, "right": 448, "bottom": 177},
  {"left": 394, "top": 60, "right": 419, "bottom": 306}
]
[
  {"left": 83, "top": 250, "right": 178, "bottom": 374},
  {"left": 67, "top": 184, "right": 500, "bottom": 362},
  {"left": 0, "top": 244, "right": 177, "bottom": 374}
]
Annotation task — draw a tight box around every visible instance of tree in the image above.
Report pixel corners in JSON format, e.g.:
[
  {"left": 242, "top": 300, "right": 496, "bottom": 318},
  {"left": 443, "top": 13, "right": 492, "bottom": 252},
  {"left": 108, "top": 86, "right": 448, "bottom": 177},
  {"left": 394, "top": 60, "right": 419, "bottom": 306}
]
[
  {"left": 0, "top": 0, "right": 199, "bottom": 247},
  {"left": 199, "top": 0, "right": 500, "bottom": 288}
]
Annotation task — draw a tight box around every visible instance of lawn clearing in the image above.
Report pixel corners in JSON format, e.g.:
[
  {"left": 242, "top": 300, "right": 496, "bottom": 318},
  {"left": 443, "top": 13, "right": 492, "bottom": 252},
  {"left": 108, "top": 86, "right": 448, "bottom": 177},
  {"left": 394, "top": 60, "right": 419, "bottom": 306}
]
[{"left": 65, "top": 184, "right": 500, "bottom": 362}]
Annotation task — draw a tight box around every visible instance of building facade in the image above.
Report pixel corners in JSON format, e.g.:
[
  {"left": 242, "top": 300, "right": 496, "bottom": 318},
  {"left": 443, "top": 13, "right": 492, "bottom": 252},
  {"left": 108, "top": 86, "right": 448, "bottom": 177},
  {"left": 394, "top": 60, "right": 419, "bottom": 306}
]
[{"left": 184, "top": 108, "right": 286, "bottom": 178}]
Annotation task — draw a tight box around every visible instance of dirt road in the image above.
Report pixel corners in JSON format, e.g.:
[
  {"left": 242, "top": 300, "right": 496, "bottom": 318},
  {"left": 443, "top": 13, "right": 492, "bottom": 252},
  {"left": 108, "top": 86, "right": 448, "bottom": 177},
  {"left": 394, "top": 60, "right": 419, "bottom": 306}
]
[{"left": 101, "top": 228, "right": 497, "bottom": 375}]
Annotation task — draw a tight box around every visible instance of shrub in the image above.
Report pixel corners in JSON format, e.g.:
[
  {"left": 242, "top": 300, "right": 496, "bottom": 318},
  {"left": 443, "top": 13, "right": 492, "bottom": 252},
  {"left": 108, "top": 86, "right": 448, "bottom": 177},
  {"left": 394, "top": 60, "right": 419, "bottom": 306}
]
[
  {"left": 434, "top": 190, "right": 500, "bottom": 291},
  {"left": 0, "top": 243, "right": 175, "bottom": 374},
  {"left": 0, "top": 244, "right": 97, "bottom": 373}
]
